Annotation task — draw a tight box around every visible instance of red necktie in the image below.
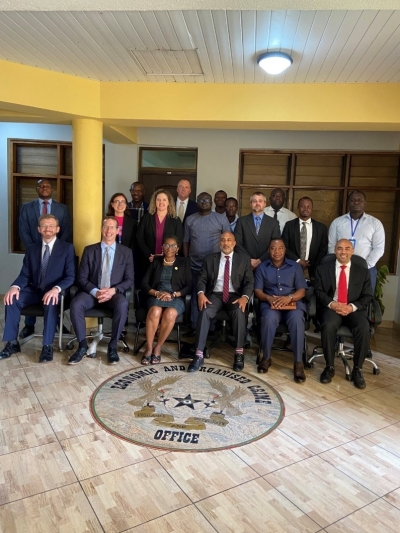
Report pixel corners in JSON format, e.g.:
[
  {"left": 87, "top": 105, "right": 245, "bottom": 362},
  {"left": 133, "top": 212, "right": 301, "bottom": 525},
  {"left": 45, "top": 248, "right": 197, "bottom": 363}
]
[
  {"left": 42, "top": 201, "right": 48, "bottom": 214},
  {"left": 223, "top": 256, "right": 230, "bottom": 303},
  {"left": 337, "top": 265, "right": 348, "bottom": 304}
]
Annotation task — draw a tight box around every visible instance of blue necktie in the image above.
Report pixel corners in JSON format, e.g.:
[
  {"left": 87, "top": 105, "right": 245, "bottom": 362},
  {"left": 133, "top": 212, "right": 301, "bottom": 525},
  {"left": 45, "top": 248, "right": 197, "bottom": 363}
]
[
  {"left": 39, "top": 245, "right": 50, "bottom": 290},
  {"left": 255, "top": 216, "right": 261, "bottom": 235}
]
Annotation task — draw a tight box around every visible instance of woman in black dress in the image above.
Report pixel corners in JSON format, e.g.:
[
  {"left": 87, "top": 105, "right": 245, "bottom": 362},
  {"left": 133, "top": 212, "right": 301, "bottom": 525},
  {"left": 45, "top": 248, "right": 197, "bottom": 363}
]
[{"left": 141, "top": 235, "right": 192, "bottom": 365}]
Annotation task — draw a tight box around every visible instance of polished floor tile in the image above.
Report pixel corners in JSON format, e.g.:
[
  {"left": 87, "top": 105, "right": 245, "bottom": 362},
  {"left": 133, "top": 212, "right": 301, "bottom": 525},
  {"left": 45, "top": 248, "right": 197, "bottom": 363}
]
[
  {"left": 0, "top": 412, "right": 57, "bottom": 455},
  {"left": 31, "top": 375, "right": 97, "bottom": 410},
  {"left": 126, "top": 505, "right": 217, "bottom": 532},
  {"left": 45, "top": 401, "right": 101, "bottom": 440},
  {"left": 325, "top": 499, "right": 400, "bottom": 533},
  {"left": 384, "top": 487, "right": 400, "bottom": 510},
  {"left": 0, "top": 368, "right": 30, "bottom": 391},
  {"left": 81, "top": 458, "right": 191, "bottom": 532},
  {"left": 348, "top": 385, "right": 400, "bottom": 420},
  {"left": 363, "top": 422, "right": 400, "bottom": 457},
  {"left": 0, "top": 386, "right": 42, "bottom": 420}
]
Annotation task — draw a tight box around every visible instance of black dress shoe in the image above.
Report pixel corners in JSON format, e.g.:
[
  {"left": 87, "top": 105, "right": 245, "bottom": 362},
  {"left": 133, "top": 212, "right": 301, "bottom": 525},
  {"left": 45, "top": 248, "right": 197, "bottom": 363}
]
[
  {"left": 320, "top": 366, "right": 335, "bottom": 384},
  {"left": 187, "top": 356, "right": 204, "bottom": 372},
  {"left": 68, "top": 347, "right": 87, "bottom": 365},
  {"left": 0, "top": 341, "right": 21, "bottom": 360},
  {"left": 233, "top": 352, "right": 244, "bottom": 371},
  {"left": 183, "top": 328, "right": 196, "bottom": 338},
  {"left": 108, "top": 349, "right": 120, "bottom": 365},
  {"left": 39, "top": 345, "right": 53, "bottom": 363},
  {"left": 366, "top": 349, "right": 373, "bottom": 359},
  {"left": 351, "top": 367, "right": 366, "bottom": 389},
  {"left": 19, "top": 326, "right": 35, "bottom": 339},
  {"left": 294, "top": 362, "right": 306, "bottom": 383}
]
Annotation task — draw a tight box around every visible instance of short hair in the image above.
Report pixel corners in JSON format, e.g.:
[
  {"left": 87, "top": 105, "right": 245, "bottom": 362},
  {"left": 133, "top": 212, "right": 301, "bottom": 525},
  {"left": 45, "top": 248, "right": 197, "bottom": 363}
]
[
  {"left": 37, "top": 178, "right": 52, "bottom": 187},
  {"left": 148, "top": 189, "right": 177, "bottom": 217},
  {"left": 106, "top": 192, "right": 130, "bottom": 217},
  {"left": 250, "top": 191, "right": 267, "bottom": 202},
  {"left": 102, "top": 216, "right": 118, "bottom": 228},
  {"left": 298, "top": 196, "right": 313, "bottom": 207},
  {"left": 38, "top": 214, "right": 59, "bottom": 226},
  {"left": 225, "top": 197, "right": 238, "bottom": 206},
  {"left": 348, "top": 190, "right": 366, "bottom": 200},
  {"left": 214, "top": 190, "right": 227, "bottom": 197},
  {"left": 130, "top": 181, "right": 144, "bottom": 191},
  {"left": 163, "top": 234, "right": 180, "bottom": 247}
]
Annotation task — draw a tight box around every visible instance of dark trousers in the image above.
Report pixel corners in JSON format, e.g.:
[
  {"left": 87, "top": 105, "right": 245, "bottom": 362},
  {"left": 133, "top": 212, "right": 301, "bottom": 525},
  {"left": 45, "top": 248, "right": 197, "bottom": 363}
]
[
  {"left": 260, "top": 308, "right": 305, "bottom": 363},
  {"left": 190, "top": 269, "right": 201, "bottom": 329},
  {"left": 70, "top": 292, "right": 128, "bottom": 349},
  {"left": 319, "top": 308, "right": 370, "bottom": 368},
  {"left": 3, "top": 289, "right": 59, "bottom": 345},
  {"left": 195, "top": 293, "right": 247, "bottom": 351},
  {"left": 369, "top": 266, "right": 377, "bottom": 291}
]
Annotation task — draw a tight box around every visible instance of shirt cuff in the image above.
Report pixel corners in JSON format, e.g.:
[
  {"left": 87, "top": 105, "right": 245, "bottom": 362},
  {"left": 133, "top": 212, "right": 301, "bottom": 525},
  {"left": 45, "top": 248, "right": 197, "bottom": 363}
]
[
  {"left": 90, "top": 288, "right": 99, "bottom": 297},
  {"left": 242, "top": 295, "right": 250, "bottom": 300},
  {"left": 328, "top": 301, "right": 335, "bottom": 309},
  {"left": 54, "top": 286, "right": 61, "bottom": 293},
  {"left": 350, "top": 303, "right": 357, "bottom": 312},
  {"left": 11, "top": 285, "right": 20, "bottom": 290},
  {"left": 197, "top": 291, "right": 204, "bottom": 295}
]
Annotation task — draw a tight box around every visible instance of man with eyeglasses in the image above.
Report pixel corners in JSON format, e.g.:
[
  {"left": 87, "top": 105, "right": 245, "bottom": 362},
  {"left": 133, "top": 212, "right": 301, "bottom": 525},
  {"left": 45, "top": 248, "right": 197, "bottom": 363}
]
[
  {"left": 68, "top": 217, "right": 134, "bottom": 365},
  {"left": 0, "top": 215, "right": 75, "bottom": 363},
  {"left": 18, "top": 178, "right": 72, "bottom": 339},
  {"left": 183, "top": 192, "right": 231, "bottom": 336}
]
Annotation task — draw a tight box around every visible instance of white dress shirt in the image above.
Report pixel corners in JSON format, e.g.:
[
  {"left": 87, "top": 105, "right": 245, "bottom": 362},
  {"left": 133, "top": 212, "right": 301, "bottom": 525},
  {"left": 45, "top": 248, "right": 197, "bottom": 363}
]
[
  {"left": 264, "top": 205, "right": 297, "bottom": 232},
  {"left": 176, "top": 197, "right": 189, "bottom": 218},
  {"left": 328, "top": 212, "right": 385, "bottom": 269},
  {"left": 329, "top": 260, "right": 357, "bottom": 312},
  {"left": 214, "top": 251, "right": 235, "bottom": 293},
  {"left": 298, "top": 218, "right": 313, "bottom": 261}
]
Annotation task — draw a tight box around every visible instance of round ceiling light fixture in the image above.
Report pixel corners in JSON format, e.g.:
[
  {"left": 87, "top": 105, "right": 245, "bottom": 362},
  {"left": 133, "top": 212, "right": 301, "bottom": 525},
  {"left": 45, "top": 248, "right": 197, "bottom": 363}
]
[{"left": 257, "top": 52, "right": 293, "bottom": 75}]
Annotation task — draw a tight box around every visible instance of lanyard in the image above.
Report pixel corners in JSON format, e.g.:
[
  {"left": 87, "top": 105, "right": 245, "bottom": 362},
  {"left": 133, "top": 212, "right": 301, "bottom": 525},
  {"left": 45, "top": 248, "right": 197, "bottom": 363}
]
[{"left": 350, "top": 215, "right": 362, "bottom": 237}]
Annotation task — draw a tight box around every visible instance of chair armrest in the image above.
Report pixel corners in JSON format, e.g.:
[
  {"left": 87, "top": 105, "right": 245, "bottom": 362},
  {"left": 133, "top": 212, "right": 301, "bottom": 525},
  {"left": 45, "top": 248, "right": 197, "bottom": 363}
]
[
  {"left": 370, "top": 297, "right": 383, "bottom": 328},
  {"left": 184, "top": 294, "right": 191, "bottom": 320},
  {"left": 70, "top": 285, "right": 79, "bottom": 299}
]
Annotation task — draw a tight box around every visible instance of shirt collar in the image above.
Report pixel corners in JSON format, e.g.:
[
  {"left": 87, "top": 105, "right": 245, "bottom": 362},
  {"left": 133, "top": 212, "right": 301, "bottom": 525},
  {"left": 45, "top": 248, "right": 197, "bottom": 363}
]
[
  {"left": 101, "top": 241, "right": 116, "bottom": 251},
  {"left": 335, "top": 260, "right": 351, "bottom": 269},
  {"left": 220, "top": 251, "right": 234, "bottom": 260},
  {"left": 299, "top": 218, "right": 311, "bottom": 225},
  {"left": 39, "top": 198, "right": 52, "bottom": 204}
]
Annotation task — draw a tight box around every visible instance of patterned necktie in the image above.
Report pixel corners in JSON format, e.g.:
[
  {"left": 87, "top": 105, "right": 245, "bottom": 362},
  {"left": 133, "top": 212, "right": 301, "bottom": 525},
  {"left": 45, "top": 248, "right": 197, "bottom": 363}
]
[
  {"left": 255, "top": 216, "right": 261, "bottom": 235},
  {"left": 178, "top": 201, "right": 185, "bottom": 222},
  {"left": 337, "top": 265, "right": 348, "bottom": 304},
  {"left": 100, "top": 247, "right": 111, "bottom": 289},
  {"left": 222, "top": 256, "right": 230, "bottom": 303},
  {"left": 300, "top": 222, "right": 307, "bottom": 260},
  {"left": 39, "top": 244, "right": 50, "bottom": 290},
  {"left": 42, "top": 201, "right": 48, "bottom": 215},
  {"left": 273, "top": 209, "right": 279, "bottom": 220}
]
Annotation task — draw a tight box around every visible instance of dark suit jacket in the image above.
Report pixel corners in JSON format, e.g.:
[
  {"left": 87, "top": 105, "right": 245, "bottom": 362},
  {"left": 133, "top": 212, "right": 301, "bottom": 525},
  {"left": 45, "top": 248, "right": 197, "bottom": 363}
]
[
  {"left": 77, "top": 242, "right": 134, "bottom": 295},
  {"left": 141, "top": 256, "right": 192, "bottom": 296},
  {"left": 120, "top": 215, "right": 137, "bottom": 251},
  {"left": 234, "top": 213, "right": 281, "bottom": 262},
  {"left": 314, "top": 256, "right": 373, "bottom": 314},
  {"left": 282, "top": 218, "right": 328, "bottom": 278},
  {"left": 197, "top": 252, "right": 254, "bottom": 299},
  {"left": 137, "top": 213, "right": 183, "bottom": 259},
  {"left": 182, "top": 199, "right": 198, "bottom": 224},
  {"left": 13, "top": 239, "right": 76, "bottom": 293},
  {"left": 19, "top": 199, "right": 72, "bottom": 248}
]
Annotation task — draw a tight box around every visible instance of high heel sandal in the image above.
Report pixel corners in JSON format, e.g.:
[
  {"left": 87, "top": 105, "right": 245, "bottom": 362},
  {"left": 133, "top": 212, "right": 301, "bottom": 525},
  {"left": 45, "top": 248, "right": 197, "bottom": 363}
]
[
  {"left": 151, "top": 354, "right": 161, "bottom": 364},
  {"left": 141, "top": 355, "right": 151, "bottom": 365}
]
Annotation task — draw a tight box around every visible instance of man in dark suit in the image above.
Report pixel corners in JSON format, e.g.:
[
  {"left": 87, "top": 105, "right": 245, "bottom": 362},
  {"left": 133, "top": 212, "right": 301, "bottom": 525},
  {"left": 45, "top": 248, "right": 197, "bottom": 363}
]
[
  {"left": 188, "top": 232, "right": 254, "bottom": 372},
  {"left": 234, "top": 191, "right": 281, "bottom": 270},
  {"left": 282, "top": 196, "right": 328, "bottom": 280},
  {"left": 314, "top": 239, "right": 373, "bottom": 389},
  {"left": 175, "top": 179, "right": 198, "bottom": 224},
  {"left": 18, "top": 178, "right": 72, "bottom": 339},
  {"left": 0, "top": 214, "right": 75, "bottom": 363},
  {"left": 68, "top": 216, "right": 134, "bottom": 365}
]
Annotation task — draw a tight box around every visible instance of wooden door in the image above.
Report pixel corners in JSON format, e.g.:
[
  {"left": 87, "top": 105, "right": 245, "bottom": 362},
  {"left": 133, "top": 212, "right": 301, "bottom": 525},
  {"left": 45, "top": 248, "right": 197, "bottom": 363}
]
[{"left": 138, "top": 172, "right": 197, "bottom": 203}]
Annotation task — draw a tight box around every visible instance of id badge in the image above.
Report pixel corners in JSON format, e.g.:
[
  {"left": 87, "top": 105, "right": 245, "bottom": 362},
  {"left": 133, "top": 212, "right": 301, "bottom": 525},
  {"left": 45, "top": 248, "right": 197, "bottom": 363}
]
[{"left": 349, "top": 238, "right": 356, "bottom": 247}]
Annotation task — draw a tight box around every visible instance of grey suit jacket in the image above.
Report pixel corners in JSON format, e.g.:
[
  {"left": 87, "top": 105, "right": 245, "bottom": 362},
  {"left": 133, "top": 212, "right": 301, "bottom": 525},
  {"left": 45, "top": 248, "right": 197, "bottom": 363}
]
[
  {"left": 234, "top": 213, "right": 281, "bottom": 262},
  {"left": 19, "top": 199, "right": 72, "bottom": 248}
]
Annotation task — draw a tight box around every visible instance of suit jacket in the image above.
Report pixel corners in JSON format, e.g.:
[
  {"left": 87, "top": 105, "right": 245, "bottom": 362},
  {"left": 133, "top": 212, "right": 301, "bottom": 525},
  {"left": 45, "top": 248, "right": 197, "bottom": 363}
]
[
  {"left": 182, "top": 199, "right": 198, "bottom": 224},
  {"left": 282, "top": 218, "right": 328, "bottom": 278},
  {"left": 13, "top": 239, "right": 76, "bottom": 293},
  {"left": 120, "top": 215, "right": 137, "bottom": 251},
  {"left": 77, "top": 242, "right": 134, "bottom": 295},
  {"left": 141, "top": 256, "right": 192, "bottom": 296},
  {"left": 197, "top": 252, "right": 254, "bottom": 299},
  {"left": 314, "top": 256, "right": 373, "bottom": 314},
  {"left": 234, "top": 213, "right": 281, "bottom": 262},
  {"left": 19, "top": 199, "right": 72, "bottom": 248},
  {"left": 137, "top": 213, "right": 183, "bottom": 259}
]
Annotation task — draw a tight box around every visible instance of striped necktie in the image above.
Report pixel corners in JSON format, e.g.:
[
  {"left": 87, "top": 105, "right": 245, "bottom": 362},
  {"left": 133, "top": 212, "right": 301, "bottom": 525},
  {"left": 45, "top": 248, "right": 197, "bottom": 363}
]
[{"left": 39, "top": 244, "right": 50, "bottom": 290}]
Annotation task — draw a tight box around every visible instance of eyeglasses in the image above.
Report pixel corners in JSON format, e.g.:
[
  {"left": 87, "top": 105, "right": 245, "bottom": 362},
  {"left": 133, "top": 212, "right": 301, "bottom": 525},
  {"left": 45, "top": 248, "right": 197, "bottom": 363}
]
[
  {"left": 197, "top": 198, "right": 211, "bottom": 204},
  {"left": 163, "top": 243, "right": 178, "bottom": 249},
  {"left": 39, "top": 225, "right": 57, "bottom": 229},
  {"left": 103, "top": 225, "right": 117, "bottom": 230},
  {"left": 112, "top": 200, "right": 127, "bottom": 205}
]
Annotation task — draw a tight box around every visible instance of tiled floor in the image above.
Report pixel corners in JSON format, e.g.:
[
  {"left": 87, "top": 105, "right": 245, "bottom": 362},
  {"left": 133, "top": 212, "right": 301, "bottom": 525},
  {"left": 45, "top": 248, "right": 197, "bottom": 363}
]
[{"left": 0, "top": 310, "right": 400, "bottom": 532}]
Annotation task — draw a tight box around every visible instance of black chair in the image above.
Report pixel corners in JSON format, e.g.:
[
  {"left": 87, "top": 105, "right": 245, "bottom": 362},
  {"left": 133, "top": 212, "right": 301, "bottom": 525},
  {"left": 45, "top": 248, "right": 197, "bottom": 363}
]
[
  {"left": 307, "top": 254, "right": 380, "bottom": 378},
  {"left": 254, "top": 286, "right": 316, "bottom": 365},
  {"left": 133, "top": 289, "right": 190, "bottom": 356},
  {"left": 66, "top": 286, "right": 131, "bottom": 357},
  {"left": 19, "top": 290, "right": 70, "bottom": 352}
]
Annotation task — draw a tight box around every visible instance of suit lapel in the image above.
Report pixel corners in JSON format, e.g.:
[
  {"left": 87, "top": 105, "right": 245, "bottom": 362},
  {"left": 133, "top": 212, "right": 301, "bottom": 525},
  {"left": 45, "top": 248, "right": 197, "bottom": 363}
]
[
  {"left": 95, "top": 244, "right": 102, "bottom": 287},
  {"left": 329, "top": 261, "right": 336, "bottom": 291},
  {"left": 34, "top": 243, "right": 42, "bottom": 286},
  {"left": 294, "top": 220, "right": 301, "bottom": 256},
  {"left": 231, "top": 253, "right": 239, "bottom": 289},
  {"left": 247, "top": 214, "right": 258, "bottom": 240},
  {"left": 34, "top": 199, "right": 41, "bottom": 219}
]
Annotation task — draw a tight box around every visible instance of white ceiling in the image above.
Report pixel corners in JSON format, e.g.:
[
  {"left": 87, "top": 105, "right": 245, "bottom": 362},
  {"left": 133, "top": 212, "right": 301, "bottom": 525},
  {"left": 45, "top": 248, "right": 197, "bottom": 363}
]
[{"left": 0, "top": 4, "right": 399, "bottom": 83}]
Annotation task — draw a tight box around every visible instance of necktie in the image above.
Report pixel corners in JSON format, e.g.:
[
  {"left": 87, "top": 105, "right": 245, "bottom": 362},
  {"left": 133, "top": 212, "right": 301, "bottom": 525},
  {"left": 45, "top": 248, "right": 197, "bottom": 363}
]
[
  {"left": 100, "top": 247, "right": 111, "bottom": 289},
  {"left": 39, "top": 244, "right": 50, "bottom": 290},
  {"left": 178, "top": 201, "right": 185, "bottom": 222},
  {"left": 300, "top": 222, "right": 307, "bottom": 260},
  {"left": 42, "top": 201, "right": 48, "bottom": 215},
  {"left": 222, "top": 255, "right": 230, "bottom": 303},
  {"left": 337, "top": 265, "right": 348, "bottom": 304},
  {"left": 255, "top": 216, "right": 261, "bottom": 235},
  {"left": 273, "top": 209, "right": 279, "bottom": 220}
]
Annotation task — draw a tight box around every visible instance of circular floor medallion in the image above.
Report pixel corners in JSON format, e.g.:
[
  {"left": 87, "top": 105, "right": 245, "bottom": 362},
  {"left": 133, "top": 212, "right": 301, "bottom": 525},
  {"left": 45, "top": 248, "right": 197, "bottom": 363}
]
[{"left": 90, "top": 362, "right": 285, "bottom": 452}]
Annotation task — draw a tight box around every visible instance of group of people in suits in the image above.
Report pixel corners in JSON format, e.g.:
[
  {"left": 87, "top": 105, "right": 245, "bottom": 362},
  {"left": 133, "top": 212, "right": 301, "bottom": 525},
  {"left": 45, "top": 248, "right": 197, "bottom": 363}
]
[{"left": 1, "top": 178, "right": 384, "bottom": 388}]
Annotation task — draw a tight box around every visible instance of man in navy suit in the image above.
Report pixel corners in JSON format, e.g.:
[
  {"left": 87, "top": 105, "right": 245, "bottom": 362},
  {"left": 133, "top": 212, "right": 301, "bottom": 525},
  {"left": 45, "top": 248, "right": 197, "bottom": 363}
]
[
  {"left": 68, "top": 216, "right": 134, "bottom": 365},
  {"left": 18, "top": 178, "right": 72, "bottom": 338},
  {"left": 0, "top": 215, "right": 75, "bottom": 363},
  {"left": 175, "top": 179, "right": 198, "bottom": 224},
  {"left": 282, "top": 196, "right": 328, "bottom": 280}
]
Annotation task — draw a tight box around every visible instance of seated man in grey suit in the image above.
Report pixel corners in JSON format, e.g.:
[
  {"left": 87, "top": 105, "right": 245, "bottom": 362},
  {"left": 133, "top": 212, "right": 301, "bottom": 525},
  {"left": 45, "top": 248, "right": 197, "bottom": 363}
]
[
  {"left": 188, "top": 232, "right": 254, "bottom": 373},
  {"left": 314, "top": 239, "right": 373, "bottom": 389},
  {"left": 68, "top": 216, "right": 134, "bottom": 365}
]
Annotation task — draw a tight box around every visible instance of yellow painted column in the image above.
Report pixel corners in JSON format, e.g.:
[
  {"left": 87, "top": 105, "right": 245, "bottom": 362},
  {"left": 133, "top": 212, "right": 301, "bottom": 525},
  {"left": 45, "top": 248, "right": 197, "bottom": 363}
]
[{"left": 72, "top": 118, "right": 103, "bottom": 256}]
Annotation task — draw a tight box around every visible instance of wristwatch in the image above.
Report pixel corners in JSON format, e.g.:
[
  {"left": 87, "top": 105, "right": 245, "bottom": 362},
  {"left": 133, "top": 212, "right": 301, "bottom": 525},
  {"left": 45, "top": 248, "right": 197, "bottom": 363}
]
[{"left": 288, "top": 294, "right": 294, "bottom": 300}]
